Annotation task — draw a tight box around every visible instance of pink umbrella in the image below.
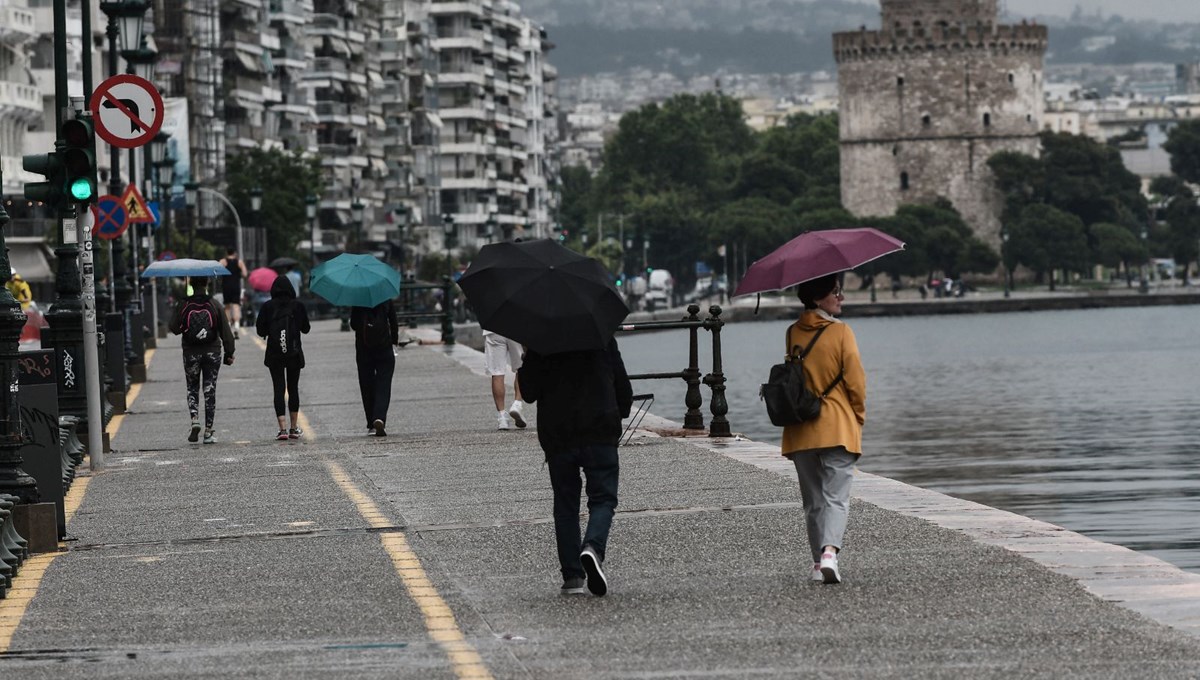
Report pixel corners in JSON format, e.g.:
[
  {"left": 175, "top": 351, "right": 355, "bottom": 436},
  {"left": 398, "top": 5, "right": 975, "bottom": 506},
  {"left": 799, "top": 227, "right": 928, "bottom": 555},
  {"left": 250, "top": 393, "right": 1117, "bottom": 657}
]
[
  {"left": 248, "top": 267, "right": 279, "bottom": 293},
  {"left": 733, "top": 228, "right": 905, "bottom": 297}
]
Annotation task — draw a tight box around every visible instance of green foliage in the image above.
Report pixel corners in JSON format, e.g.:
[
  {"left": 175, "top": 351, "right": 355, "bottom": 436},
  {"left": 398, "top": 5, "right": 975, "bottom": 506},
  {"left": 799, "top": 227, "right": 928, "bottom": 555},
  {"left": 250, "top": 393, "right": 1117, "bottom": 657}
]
[
  {"left": 584, "top": 238, "right": 624, "bottom": 274},
  {"left": 558, "top": 165, "right": 593, "bottom": 233},
  {"left": 1162, "top": 120, "right": 1200, "bottom": 185},
  {"left": 1089, "top": 222, "right": 1145, "bottom": 270},
  {"left": 1153, "top": 181, "right": 1200, "bottom": 282},
  {"left": 225, "top": 148, "right": 323, "bottom": 261},
  {"left": 1007, "top": 204, "right": 1089, "bottom": 290}
]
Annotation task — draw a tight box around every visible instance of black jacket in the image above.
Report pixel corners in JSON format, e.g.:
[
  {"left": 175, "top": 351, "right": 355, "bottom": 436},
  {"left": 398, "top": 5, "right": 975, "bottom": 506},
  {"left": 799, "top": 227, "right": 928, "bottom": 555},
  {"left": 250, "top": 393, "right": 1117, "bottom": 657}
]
[
  {"left": 256, "top": 275, "right": 311, "bottom": 367},
  {"left": 517, "top": 338, "right": 633, "bottom": 454},
  {"left": 350, "top": 300, "right": 399, "bottom": 349},
  {"left": 169, "top": 292, "right": 235, "bottom": 358}
]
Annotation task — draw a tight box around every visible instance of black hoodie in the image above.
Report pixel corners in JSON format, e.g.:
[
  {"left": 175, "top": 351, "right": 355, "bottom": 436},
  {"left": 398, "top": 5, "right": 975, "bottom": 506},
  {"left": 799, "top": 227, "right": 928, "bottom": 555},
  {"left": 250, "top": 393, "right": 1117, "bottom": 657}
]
[{"left": 255, "top": 274, "right": 311, "bottom": 367}]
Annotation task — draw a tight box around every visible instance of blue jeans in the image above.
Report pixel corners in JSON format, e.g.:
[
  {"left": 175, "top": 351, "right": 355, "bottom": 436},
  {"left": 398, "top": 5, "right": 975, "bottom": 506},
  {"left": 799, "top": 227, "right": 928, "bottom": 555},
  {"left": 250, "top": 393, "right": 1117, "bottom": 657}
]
[{"left": 547, "top": 444, "right": 619, "bottom": 579}]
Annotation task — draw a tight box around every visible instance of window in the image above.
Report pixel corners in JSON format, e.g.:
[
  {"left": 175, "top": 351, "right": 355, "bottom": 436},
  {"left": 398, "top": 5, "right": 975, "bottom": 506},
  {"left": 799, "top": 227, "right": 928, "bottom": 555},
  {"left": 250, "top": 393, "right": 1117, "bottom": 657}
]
[
  {"left": 983, "top": 113, "right": 991, "bottom": 127},
  {"left": 1008, "top": 72, "right": 1015, "bottom": 84},
  {"left": 900, "top": 172, "right": 910, "bottom": 190},
  {"left": 897, "top": 76, "right": 905, "bottom": 87},
  {"left": 921, "top": 114, "right": 931, "bottom": 127}
]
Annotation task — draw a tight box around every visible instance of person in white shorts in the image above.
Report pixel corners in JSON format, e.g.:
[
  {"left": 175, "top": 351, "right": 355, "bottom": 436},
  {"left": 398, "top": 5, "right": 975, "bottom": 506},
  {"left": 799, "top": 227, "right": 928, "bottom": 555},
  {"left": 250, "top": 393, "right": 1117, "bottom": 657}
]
[{"left": 484, "top": 330, "right": 527, "bottom": 430}]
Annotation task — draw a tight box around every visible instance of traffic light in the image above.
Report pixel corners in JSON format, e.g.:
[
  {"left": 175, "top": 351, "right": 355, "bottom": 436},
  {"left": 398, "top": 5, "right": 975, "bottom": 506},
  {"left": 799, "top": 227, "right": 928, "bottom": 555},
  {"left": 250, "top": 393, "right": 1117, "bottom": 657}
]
[
  {"left": 61, "top": 114, "right": 98, "bottom": 204},
  {"left": 22, "top": 148, "right": 65, "bottom": 207}
]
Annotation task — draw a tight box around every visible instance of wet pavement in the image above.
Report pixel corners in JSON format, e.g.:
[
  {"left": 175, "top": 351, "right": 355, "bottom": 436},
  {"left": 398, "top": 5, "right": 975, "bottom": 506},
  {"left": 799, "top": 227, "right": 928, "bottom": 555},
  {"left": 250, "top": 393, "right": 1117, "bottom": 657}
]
[{"left": 2, "top": 319, "right": 1199, "bottom": 679}]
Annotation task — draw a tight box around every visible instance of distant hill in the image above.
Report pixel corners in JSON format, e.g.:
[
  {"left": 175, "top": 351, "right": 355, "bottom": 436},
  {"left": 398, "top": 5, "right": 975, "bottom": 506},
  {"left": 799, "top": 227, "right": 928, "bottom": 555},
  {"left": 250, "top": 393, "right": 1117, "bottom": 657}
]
[{"left": 527, "top": 0, "right": 1200, "bottom": 78}]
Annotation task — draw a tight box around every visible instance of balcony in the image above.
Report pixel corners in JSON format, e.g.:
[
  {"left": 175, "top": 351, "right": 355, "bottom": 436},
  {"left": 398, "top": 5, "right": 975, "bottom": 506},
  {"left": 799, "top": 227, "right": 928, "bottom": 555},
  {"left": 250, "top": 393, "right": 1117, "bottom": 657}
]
[
  {"left": 428, "top": 1, "right": 485, "bottom": 17},
  {"left": 0, "top": 6, "right": 36, "bottom": 44},
  {"left": 442, "top": 142, "right": 488, "bottom": 156},
  {"left": 440, "top": 106, "right": 488, "bottom": 120},
  {"left": 268, "top": 0, "right": 307, "bottom": 25},
  {"left": 0, "top": 81, "right": 42, "bottom": 121},
  {"left": 432, "top": 32, "right": 485, "bottom": 52}
]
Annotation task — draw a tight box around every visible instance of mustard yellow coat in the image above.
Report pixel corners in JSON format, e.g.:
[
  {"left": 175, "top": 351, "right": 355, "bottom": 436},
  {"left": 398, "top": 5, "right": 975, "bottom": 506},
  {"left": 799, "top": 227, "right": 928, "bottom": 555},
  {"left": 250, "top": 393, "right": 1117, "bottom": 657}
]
[{"left": 780, "top": 310, "right": 866, "bottom": 457}]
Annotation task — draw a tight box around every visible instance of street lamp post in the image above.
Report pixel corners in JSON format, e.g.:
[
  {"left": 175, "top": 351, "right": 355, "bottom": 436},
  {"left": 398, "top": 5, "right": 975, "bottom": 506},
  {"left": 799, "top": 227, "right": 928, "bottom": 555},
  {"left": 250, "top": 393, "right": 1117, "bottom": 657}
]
[
  {"left": 0, "top": 175, "right": 38, "bottom": 502},
  {"left": 306, "top": 195, "right": 318, "bottom": 268},
  {"left": 249, "top": 187, "right": 263, "bottom": 267},
  {"left": 351, "top": 200, "right": 365, "bottom": 253},
  {"left": 395, "top": 207, "right": 410, "bottom": 278},
  {"left": 155, "top": 152, "right": 174, "bottom": 255},
  {"left": 184, "top": 182, "right": 199, "bottom": 256},
  {"left": 485, "top": 212, "right": 497, "bottom": 244},
  {"left": 1140, "top": 226, "right": 1150, "bottom": 294},
  {"left": 1001, "top": 227, "right": 1011, "bottom": 298},
  {"left": 442, "top": 213, "right": 455, "bottom": 279}
]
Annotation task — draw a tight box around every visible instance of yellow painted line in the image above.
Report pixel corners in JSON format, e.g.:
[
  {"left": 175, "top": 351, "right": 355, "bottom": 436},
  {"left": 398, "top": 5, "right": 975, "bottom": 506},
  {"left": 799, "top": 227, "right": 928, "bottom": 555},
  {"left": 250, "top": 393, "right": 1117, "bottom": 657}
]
[
  {"left": 0, "top": 343, "right": 150, "bottom": 651},
  {"left": 325, "top": 460, "right": 492, "bottom": 680},
  {"left": 0, "top": 471, "right": 92, "bottom": 652}
]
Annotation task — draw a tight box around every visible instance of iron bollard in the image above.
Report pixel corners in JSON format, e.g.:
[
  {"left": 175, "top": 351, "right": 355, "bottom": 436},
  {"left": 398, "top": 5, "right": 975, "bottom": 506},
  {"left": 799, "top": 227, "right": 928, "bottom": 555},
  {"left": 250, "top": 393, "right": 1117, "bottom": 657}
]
[
  {"left": 703, "top": 305, "right": 731, "bottom": 437},
  {"left": 681, "top": 304, "right": 704, "bottom": 430}
]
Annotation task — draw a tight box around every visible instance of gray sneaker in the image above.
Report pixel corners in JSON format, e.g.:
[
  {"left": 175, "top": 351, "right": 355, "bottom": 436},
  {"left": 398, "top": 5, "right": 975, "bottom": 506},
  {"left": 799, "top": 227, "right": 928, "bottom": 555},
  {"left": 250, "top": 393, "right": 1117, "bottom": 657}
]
[{"left": 202, "top": 429, "right": 216, "bottom": 445}]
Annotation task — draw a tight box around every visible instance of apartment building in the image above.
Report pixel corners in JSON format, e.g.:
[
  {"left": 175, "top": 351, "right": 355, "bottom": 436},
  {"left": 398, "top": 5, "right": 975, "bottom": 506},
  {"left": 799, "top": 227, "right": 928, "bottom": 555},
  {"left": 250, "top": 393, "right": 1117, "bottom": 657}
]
[
  {"left": 429, "top": 0, "right": 557, "bottom": 253},
  {"left": 8, "top": 0, "right": 558, "bottom": 268}
]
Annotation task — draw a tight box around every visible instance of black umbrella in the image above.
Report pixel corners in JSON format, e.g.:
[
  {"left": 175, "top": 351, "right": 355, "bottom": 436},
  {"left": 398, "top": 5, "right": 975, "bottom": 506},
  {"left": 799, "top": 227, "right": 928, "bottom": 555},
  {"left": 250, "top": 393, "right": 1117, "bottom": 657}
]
[
  {"left": 269, "top": 256, "right": 299, "bottom": 269},
  {"left": 459, "top": 239, "right": 629, "bottom": 355}
]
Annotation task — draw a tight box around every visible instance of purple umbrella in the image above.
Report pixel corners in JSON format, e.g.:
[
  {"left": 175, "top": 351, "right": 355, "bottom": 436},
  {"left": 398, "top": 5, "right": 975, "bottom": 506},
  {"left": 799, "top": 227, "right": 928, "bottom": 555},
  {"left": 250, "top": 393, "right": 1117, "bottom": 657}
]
[{"left": 733, "top": 228, "right": 905, "bottom": 297}]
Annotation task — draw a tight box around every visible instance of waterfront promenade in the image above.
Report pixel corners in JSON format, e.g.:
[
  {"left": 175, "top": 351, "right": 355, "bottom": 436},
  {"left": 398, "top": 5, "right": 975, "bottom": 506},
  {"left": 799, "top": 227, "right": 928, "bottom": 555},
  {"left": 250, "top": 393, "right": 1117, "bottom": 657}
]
[{"left": 2, "top": 319, "right": 1199, "bottom": 678}]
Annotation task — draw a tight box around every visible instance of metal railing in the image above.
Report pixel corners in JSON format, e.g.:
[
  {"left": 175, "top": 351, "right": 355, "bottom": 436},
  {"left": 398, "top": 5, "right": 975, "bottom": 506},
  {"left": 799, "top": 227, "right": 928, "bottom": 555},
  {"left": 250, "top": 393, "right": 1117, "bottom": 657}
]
[
  {"left": 616, "top": 304, "right": 730, "bottom": 437},
  {"left": 395, "top": 277, "right": 456, "bottom": 345}
]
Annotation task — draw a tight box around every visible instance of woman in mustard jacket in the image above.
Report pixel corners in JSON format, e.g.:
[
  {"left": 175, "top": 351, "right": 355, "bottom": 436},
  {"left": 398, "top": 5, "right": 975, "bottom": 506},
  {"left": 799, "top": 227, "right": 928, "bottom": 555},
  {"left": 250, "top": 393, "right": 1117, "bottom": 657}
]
[{"left": 781, "top": 274, "right": 866, "bottom": 584}]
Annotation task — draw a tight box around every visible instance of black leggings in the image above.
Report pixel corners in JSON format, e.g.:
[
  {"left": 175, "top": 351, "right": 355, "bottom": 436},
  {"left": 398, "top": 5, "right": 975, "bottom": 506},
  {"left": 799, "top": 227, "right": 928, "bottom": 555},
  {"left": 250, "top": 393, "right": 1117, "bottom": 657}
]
[{"left": 268, "top": 362, "right": 301, "bottom": 417}]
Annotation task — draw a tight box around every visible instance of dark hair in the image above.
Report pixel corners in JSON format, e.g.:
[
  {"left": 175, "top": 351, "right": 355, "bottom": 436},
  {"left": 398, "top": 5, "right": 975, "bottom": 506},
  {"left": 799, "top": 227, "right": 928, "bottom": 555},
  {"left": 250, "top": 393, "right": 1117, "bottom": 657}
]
[
  {"left": 795, "top": 274, "right": 838, "bottom": 309},
  {"left": 226, "top": 247, "right": 236, "bottom": 256},
  {"left": 191, "top": 277, "right": 210, "bottom": 293}
]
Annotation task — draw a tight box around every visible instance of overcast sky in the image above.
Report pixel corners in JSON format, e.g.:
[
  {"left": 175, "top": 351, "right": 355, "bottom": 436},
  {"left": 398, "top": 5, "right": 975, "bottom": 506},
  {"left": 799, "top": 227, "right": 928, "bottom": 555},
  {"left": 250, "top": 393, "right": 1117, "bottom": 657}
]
[{"left": 1001, "top": 0, "right": 1200, "bottom": 22}]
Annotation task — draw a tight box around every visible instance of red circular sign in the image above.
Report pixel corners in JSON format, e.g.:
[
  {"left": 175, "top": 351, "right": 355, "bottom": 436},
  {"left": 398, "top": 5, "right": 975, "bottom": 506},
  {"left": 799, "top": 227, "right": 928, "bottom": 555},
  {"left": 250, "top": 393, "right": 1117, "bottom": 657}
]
[{"left": 89, "top": 74, "right": 165, "bottom": 149}]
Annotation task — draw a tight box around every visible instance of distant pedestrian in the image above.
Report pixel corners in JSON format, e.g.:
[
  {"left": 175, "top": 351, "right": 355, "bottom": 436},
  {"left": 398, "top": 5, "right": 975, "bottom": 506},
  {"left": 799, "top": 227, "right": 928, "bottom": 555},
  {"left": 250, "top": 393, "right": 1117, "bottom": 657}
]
[
  {"left": 518, "top": 337, "right": 633, "bottom": 597},
  {"left": 782, "top": 274, "right": 866, "bottom": 584},
  {"left": 350, "top": 299, "right": 399, "bottom": 436},
  {"left": 484, "top": 330, "right": 527, "bottom": 430},
  {"left": 169, "top": 277, "right": 236, "bottom": 444},
  {"left": 256, "top": 275, "right": 311, "bottom": 440},
  {"left": 7, "top": 272, "right": 31, "bottom": 311},
  {"left": 219, "top": 248, "right": 249, "bottom": 338}
]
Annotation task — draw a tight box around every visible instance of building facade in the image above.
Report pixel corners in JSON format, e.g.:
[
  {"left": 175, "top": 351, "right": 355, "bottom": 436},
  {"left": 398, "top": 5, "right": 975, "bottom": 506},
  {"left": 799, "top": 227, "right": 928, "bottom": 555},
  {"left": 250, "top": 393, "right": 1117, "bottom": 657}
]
[{"left": 834, "top": 0, "right": 1047, "bottom": 244}]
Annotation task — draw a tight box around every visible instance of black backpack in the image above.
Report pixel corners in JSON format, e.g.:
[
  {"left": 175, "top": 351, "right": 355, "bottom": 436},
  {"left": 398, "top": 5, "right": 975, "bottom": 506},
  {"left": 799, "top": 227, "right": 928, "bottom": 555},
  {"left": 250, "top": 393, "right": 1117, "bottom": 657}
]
[
  {"left": 760, "top": 325, "right": 843, "bottom": 427},
  {"left": 269, "top": 301, "right": 301, "bottom": 357},
  {"left": 180, "top": 299, "right": 216, "bottom": 346},
  {"left": 362, "top": 304, "right": 392, "bottom": 348}
]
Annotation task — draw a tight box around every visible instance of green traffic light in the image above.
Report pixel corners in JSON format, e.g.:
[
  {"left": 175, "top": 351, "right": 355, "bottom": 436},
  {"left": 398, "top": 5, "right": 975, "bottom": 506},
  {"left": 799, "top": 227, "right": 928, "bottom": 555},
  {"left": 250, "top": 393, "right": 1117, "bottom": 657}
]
[{"left": 69, "top": 177, "right": 94, "bottom": 201}]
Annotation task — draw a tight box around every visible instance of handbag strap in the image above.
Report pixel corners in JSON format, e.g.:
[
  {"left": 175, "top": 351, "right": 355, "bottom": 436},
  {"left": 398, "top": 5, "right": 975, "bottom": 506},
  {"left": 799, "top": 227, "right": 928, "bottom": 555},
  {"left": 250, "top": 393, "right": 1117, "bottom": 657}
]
[{"left": 789, "top": 324, "right": 844, "bottom": 397}]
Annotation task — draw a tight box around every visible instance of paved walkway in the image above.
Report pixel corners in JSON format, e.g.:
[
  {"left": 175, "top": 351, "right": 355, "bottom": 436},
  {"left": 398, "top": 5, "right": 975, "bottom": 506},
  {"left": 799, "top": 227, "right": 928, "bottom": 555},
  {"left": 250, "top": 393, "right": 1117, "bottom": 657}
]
[{"left": 2, "top": 320, "right": 1199, "bottom": 678}]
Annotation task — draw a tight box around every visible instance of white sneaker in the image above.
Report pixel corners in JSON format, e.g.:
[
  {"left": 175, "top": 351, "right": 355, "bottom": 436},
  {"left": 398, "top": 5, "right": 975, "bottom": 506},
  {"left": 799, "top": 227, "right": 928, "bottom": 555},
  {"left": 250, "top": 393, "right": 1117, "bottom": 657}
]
[
  {"left": 810, "top": 563, "right": 823, "bottom": 582},
  {"left": 819, "top": 551, "right": 841, "bottom": 584},
  {"left": 497, "top": 411, "right": 511, "bottom": 430},
  {"left": 508, "top": 401, "right": 526, "bottom": 428}
]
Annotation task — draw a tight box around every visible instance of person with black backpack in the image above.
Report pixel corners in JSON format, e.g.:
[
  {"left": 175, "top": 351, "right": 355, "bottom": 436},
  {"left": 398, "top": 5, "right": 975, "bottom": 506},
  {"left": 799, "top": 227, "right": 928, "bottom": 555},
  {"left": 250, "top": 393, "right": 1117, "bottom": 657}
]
[
  {"left": 169, "top": 277, "right": 236, "bottom": 444},
  {"left": 350, "top": 299, "right": 398, "bottom": 436},
  {"left": 779, "top": 274, "right": 866, "bottom": 585},
  {"left": 256, "top": 274, "right": 311, "bottom": 440}
]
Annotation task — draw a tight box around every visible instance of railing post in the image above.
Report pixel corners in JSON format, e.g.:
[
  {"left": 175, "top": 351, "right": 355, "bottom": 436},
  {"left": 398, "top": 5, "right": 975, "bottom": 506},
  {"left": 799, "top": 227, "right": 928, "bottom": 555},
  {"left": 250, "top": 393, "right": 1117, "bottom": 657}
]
[
  {"left": 703, "top": 305, "right": 731, "bottom": 437},
  {"left": 440, "top": 276, "right": 455, "bottom": 345},
  {"left": 681, "top": 304, "right": 704, "bottom": 429}
]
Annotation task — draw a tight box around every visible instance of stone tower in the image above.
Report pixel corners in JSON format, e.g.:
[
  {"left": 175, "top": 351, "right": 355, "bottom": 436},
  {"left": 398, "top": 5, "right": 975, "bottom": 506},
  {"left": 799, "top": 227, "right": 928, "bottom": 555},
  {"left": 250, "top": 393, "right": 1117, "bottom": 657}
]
[{"left": 834, "top": 0, "right": 1047, "bottom": 244}]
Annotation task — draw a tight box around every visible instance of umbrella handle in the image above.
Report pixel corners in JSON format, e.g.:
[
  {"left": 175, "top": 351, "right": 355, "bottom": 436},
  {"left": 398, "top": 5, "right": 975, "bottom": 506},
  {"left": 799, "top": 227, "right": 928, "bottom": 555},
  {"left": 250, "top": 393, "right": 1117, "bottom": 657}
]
[{"left": 754, "top": 293, "right": 761, "bottom": 315}]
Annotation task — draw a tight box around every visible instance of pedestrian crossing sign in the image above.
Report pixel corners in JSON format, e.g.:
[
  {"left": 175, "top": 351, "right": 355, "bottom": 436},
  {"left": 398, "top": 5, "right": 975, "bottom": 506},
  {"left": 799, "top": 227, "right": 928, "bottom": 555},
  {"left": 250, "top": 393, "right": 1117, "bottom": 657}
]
[{"left": 122, "top": 184, "right": 155, "bottom": 224}]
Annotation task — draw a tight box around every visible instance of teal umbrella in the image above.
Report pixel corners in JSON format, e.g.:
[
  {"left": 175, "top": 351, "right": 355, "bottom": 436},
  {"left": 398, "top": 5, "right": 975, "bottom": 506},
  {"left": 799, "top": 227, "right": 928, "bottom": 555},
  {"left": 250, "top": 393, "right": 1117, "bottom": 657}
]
[{"left": 310, "top": 253, "right": 401, "bottom": 307}]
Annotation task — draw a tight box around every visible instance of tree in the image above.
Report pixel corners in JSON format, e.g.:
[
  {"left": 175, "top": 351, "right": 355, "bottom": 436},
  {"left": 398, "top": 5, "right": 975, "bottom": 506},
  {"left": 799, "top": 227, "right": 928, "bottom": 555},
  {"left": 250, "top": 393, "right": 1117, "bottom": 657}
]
[
  {"left": 1008, "top": 204, "right": 1089, "bottom": 290},
  {"left": 1162, "top": 120, "right": 1200, "bottom": 184},
  {"left": 707, "top": 198, "right": 799, "bottom": 267},
  {"left": 1090, "top": 222, "right": 1145, "bottom": 287},
  {"left": 629, "top": 190, "right": 708, "bottom": 293},
  {"left": 226, "top": 148, "right": 323, "bottom": 262},
  {"left": 893, "top": 203, "right": 998, "bottom": 279},
  {"left": 1039, "top": 131, "right": 1146, "bottom": 229},
  {"left": 558, "top": 165, "right": 593, "bottom": 234},
  {"left": 1149, "top": 178, "right": 1200, "bottom": 284},
  {"left": 595, "top": 93, "right": 753, "bottom": 212}
]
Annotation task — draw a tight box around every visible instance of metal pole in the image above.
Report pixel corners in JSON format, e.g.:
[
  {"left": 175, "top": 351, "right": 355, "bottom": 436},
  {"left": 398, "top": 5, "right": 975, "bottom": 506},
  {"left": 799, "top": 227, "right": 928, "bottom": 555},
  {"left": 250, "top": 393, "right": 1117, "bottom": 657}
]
[
  {"left": 81, "top": 0, "right": 93, "bottom": 98},
  {"left": 77, "top": 209, "right": 104, "bottom": 468},
  {"left": 310, "top": 217, "right": 316, "bottom": 268}
]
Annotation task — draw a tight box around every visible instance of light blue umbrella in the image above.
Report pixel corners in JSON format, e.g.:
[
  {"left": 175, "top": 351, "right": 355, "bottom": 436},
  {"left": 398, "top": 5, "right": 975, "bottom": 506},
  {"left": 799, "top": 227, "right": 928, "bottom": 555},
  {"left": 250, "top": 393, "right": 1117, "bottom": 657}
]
[
  {"left": 141, "top": 258, "right": 231, "bottom": 278},
  {"left": 310, "top": 253, "right": 401, "bottom": 307}
]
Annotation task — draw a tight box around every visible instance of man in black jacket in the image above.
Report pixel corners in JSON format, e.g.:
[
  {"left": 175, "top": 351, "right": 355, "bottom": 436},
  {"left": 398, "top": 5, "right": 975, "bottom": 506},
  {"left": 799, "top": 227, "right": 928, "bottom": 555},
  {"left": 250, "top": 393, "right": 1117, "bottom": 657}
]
[{"left": 517, "top": 337, "right": 633, "bottom": 596}]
